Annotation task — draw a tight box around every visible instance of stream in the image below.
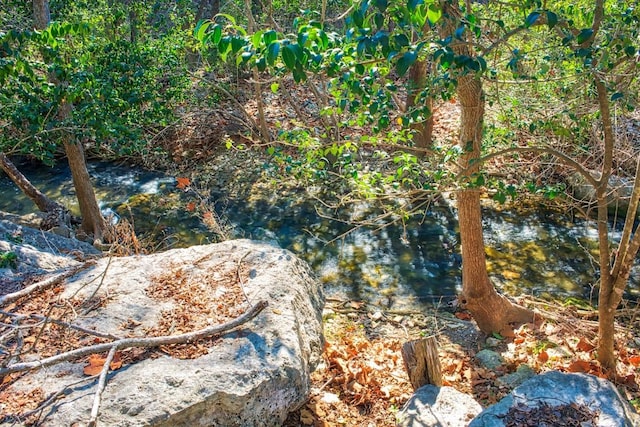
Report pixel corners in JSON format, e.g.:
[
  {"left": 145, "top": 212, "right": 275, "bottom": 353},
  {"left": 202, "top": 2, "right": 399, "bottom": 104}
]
[{"left": 1, "top": 159, "right": 638, "bottom": 308}]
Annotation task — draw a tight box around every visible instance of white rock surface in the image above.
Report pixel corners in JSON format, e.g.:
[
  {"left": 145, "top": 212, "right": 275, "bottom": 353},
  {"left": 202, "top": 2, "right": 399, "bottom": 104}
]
[
  {"left": 5, "top": 240, "right": 324, "bottom": 427},
  {"left": 396, "top": 385, "right": 482, "bottom": 427}
]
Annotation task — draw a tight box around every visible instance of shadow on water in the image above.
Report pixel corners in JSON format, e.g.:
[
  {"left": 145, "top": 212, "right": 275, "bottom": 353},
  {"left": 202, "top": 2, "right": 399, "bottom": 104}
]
[{"left": 1, "top": 160, "right": 638, "bottom": 308}]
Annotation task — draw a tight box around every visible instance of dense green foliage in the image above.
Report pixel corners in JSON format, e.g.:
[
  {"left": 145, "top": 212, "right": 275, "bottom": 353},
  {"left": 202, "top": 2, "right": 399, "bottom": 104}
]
[{"left": 0, "top": 0, "right": 192, "bottom": 163}]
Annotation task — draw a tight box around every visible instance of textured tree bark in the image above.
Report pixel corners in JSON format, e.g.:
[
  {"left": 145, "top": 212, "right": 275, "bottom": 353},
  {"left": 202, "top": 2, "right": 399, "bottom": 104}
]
[
  {"left": 401, "top": 336, "right": 442, "bottom": 390},
  {"left": 57, "top": 101, "right": 106, "bottom": 241},
  {"left": 406, "top": 59, "right": 434, "bottom": 154},
  {"left": 32, "top": 0, "right": 50, "bottom": 30},
  {"left": 0, "top": 153, "right": 62, "bottom": 213},
  {"left": 440, "top": 1, "right": 534, "bottom": 334}
]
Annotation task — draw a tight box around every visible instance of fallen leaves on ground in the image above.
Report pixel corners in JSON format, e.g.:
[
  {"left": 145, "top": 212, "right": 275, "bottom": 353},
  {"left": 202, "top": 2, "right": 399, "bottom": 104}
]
[{"left": 286, "top": 298, "right": 640, "bottom": 426}]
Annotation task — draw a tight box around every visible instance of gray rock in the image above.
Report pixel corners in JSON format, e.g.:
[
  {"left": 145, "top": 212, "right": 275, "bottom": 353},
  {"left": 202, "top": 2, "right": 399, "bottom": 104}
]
[
  {"left": 496, "top": 364, "right": 535, "bottom": 388},
  {"left": 5, "top": 240, "right": 324, "bottom": 427},
  {"left": 469, "top": 371, "right": 640, "bottom": 427},
  {"left": 0, "top": 217, "right": 101, "bottom": 295},
  {"left": 475, "top": 349, "right": 504, "bottom": 370},
  {"left": 485, "top": 337, "right": 502, "bottom": 348},
  {"left": 396, "top": 385, "right": 482, "bottom": 427}
]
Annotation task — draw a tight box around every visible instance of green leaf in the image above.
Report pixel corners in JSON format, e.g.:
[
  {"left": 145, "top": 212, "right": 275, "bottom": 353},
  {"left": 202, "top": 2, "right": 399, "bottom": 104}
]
[
  {"left": 282, "top": 44, "right": 297, "bottom": 70},
  {"left": 492, "top": 332, "right": 504, "bottom": 340},
  {"left": 210, "top": 25, "right": 222, "bottom": 45},
  {"left": 611, "top": 92, "right": 623, "bottom": 101},
  {"left": 214, "top": 13, "right": 237, "bottom": 25},
  {"left": 524, "top": 11, "right": 540, "bottom": 28},
  {"left": 493, "top": 191, "right": 507, "bottom": 204},
  {"left": 576, "top": 28, "right": 594, "bottom": 44},
  {"left": 251, "top": 30, "right": 264, "bottom": 48},
  {"left": 263, "top": 30, "right": 277, "bottom": 45},
  {"left": 298, "top": 31, "right": 309, "bottom": 47},
  {"left": 266, "top": 41, "right": 280, "bottom": 66},
  {"left": 374, "top": 0, "right": 388, "bottom": 12},
  {"left": 546, "top": 11, "right": 558, "bottom": 29},
  {"left": 240, "top": 51, "right": 253, "bottom": 64},
  {"left": 270, "top": 82, "right": 279, "bottom": 93},
  {"left": 374, "top": 12, "right": 384, "bottom": 29},
  {"left": 352, "top": 9, "right": 364, "bottom": 27},
  {"left": 396, "top": 50, "right": 417, "bottom": 77},
  {"left": 427, "top": 5, "right": 442, "bottom": 24},
  {"left": 194, "top": 20, "right": 211, "bottom": 42},
  {"left": 231, "top": 37, "right": 245, "bottom": 54},
  {"left": 393, "top": 34, "right": 409, "bottom": 48}
]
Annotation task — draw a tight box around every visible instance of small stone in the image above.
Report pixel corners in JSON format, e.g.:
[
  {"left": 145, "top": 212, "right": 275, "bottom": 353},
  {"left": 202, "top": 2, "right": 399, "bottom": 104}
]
[
  {"left": 370, "top": 311, "right": 383, "bottom": 321},
  {"left": 475, "top": 349, "right": 505, "bottom": 370},
  {"left": 485, "top": 337, "right": 502, "bottom": 347},
  {"left": 497, "top": 364, "right": 536, "bottom": 388}
]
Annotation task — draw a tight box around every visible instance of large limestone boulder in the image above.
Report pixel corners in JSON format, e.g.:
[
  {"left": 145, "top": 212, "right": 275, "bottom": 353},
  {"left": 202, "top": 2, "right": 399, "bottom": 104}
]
[
  {"left": 396, "top": 385, "right": 482, "bottom": 427},
  {"left": 469, "top": 371, "right": 640, "bottom": 427},
  {"left": 5, "top": 240, "right": 324, "bottom": 426}
]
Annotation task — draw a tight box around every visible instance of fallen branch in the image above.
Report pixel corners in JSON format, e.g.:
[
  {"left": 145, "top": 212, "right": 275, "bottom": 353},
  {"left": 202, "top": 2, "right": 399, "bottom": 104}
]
[
  {"left": 0, "top": 300, "right": 268, "bottom": 377},
  {"left": 0, "top": 311, "right": 120, "bottom": 340},
  {"left": 0, "top": 261, "right": 95, "bottom": 307},
  {"left": 88, "top": 345, "right": 118, "bottom": 427}
]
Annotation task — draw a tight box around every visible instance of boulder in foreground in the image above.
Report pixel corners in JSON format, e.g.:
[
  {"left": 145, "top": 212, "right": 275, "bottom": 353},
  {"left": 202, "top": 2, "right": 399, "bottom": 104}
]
[{"left": 5, "top": 239, "right": 324, "bottom": 427}]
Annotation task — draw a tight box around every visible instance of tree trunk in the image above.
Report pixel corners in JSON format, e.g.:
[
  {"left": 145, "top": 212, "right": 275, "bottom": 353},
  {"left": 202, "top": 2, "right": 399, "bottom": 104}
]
[
  {"left": 32, "top": 0, "right": 50, "bottom": 30},
  {"left": 0, "top": 154, "right": 62, "bottom": 213},
  {"left": 401, "top": 337, "right": 442, "bottom": 389},
  {"left": 34, "top": 0, "right": 107, "bottom": 243},
  {"left": 440, "top": 1, "right": 534, "bottom": 334},
  {"left": 60, "top": 104, "right": 106, "bottom": 241},
  {"left": 406, "top": 59, "right": 434, "bottom": 154}
]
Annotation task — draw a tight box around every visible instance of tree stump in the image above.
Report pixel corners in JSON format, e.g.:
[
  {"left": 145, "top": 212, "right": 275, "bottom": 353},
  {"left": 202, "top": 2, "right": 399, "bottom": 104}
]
[{"left": 401, "top": 336, "right": 442, "bottom": 390}]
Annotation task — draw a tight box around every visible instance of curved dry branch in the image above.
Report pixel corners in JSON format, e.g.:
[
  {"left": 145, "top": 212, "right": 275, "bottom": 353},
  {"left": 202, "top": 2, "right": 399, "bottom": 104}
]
[
  {"left": 0, "top": 300, "right": 268, "bottom": 377},
  {"left": 0, "top": 261, "right": 95, "bottom": 307}
]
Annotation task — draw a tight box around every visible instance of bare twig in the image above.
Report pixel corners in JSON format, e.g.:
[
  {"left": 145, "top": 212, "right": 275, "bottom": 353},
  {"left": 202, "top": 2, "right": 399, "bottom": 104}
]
[
  {"left": 16, "top": 375, "right": 100, "bottom": 424},
  {"left": 0, "top": 261, "right": 94, "bottom": 307},
  {"left": 88, "top": 345, "right": 118, "bottom": 427},
  {"left": 0, "top": 300, "right": 268, "bottom": 376},
  {"left": 0, "top": 311, "right": 120, "bottom": 340}
]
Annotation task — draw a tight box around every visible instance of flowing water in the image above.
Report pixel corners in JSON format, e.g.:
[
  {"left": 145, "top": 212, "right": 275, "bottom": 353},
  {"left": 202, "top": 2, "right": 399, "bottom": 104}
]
[{"left": 1, "top": 159, "right": 638, "bottom": 308}]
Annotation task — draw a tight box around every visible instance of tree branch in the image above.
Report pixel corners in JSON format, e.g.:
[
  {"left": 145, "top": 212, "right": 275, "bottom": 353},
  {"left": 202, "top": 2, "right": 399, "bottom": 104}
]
[
  {"left": 0, "top": 261, "right": 95, "bottom": 307},
  {"left": 88, "top": 345, "right": 118, "bottom": 427},
  {"left": 0, "top": 300, "right": 268, "bottom": 377}
]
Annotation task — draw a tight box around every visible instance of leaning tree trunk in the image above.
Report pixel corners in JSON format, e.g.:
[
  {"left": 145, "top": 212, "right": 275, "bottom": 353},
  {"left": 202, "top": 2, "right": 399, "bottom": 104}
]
[
  {"left": 0, "top": 153, "right": 62, "bottom": 213},
  {"left": 34, "top": 0, "right": 107, "bottom": 243},
  {"left": 60, "top": 101, "right": 106, "bottom": 241}
]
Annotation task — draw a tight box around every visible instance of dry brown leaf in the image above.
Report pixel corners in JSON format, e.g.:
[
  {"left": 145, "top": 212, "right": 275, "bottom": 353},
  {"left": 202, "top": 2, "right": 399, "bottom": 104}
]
[
  {"left": 83, "top": 352, "right": 122, "bottom": 376},
  {"left": 537, "top": 350, "right": 549, "bottom": 363},
  {"left": 566, "top": 360, "right": 591, "bottom": 373},
  {"left": 575, "top": 337, "right": 595, "bottom": 352}
]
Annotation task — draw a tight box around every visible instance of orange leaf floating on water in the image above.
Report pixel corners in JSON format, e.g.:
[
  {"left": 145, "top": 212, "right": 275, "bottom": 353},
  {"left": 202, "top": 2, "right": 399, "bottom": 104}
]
[
  {"left": 83, "top": 352, "right": 122, "bottom": 376},
  {"left": 176, "top": 177, "right": 191, "bottom": 190}
]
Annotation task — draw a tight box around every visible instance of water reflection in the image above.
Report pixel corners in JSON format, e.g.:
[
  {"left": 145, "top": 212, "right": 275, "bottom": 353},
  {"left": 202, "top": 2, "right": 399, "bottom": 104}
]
[{"left": 0, "top": 160, "right": 638, "bottom": 307}]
